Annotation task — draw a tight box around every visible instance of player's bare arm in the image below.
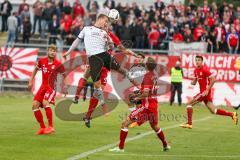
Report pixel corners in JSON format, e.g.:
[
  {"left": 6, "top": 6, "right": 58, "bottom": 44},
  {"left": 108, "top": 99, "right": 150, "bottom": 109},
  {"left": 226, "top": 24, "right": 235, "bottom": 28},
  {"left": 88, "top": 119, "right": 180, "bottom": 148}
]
[
  {"left": 63, "top": 38, "right": 81, "bottom": 58},
  {"left": 191, "top": 77, "right": 197, "bottom": 85},
  {"left": 62, "top": 73, "right": 69, "bottom": 96},
  {"left": 134, "top": 89, "right": 150, "bottom": 101},
  {"left": 117, "top": 45, "right": 138, "bottom": 57},
  {"left": 28, "top": 66, "right": 39, "bottom": 90}
]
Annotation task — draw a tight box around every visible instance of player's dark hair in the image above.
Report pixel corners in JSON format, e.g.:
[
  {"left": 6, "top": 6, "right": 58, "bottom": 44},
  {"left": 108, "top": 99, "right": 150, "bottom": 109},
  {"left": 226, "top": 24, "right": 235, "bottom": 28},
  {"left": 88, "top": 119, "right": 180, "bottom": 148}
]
[
  {"left": 195, "top": 55, "right": 203, "bottom": 61},
  {"left": 137, "top": 52, "right": 145, "bottom": 59},
  {"left": 146, "top": 57, "right": 157, "bottom": 71},
  {"left": 97, "top": 14, "right": 108, "bottom": 20}
]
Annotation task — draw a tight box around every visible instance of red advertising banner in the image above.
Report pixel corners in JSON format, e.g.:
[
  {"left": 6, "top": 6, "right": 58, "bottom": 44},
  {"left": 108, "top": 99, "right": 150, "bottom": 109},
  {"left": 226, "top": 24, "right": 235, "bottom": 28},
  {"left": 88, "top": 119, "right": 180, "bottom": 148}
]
[
  {"left": 61, "top": 50, "right": 179, "bottom": 74},
  {"left": 181, "top": 53, "right": 240, "bottom": 82}
]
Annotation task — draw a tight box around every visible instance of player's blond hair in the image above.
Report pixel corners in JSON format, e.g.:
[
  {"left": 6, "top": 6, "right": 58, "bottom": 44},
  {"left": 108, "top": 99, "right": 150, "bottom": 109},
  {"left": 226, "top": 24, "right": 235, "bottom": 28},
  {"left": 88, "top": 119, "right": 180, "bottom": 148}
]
[
  {"left": 48, "top": 44, "right": 57, "bottom": 52},
  {"left": 97, "top": 14, "right": 108, "bottom": 20}
]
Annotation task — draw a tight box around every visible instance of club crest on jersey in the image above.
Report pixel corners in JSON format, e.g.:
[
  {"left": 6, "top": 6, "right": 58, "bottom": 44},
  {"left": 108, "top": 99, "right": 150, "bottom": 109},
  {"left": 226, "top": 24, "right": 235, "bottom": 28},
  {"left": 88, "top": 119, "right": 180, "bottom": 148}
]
[
  {"left": 43, "top": 67, "right": 48, "bottom": 73},
  {"left": 200, "top": 72, "right": 202, "bottom": 76},
  {"left": 52, "top": 65, "right": 55, "bottom": 69}
]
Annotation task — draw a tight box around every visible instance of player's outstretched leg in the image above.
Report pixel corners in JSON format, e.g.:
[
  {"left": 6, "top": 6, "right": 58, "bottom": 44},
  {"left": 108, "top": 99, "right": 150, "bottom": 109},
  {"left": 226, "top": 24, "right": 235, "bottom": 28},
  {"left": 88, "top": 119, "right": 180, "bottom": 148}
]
[
  {"left": 206, "top": 102, "right": 238, "bottom": 125},
  {"left": 109, "top": 118, "right": 132, "bottom": 152},
  {"left": 73, "top": 78, "right": 87, "bottom": 104},
  {"left": 32, "top": 101, "right": 46, "bottom": 135},
  {"left": 150, "top": 123, "right": 171, "bottom": 151},
  {"left": 84, "top": 97, "right": 99, "bottom": 128}
]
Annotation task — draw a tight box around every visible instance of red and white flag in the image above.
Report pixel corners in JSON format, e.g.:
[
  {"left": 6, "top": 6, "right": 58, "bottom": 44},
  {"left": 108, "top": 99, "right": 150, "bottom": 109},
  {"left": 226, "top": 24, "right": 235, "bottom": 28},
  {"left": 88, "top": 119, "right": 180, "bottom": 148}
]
[{"left": 0, "top": 47, "right": 38, "bottom": 79}]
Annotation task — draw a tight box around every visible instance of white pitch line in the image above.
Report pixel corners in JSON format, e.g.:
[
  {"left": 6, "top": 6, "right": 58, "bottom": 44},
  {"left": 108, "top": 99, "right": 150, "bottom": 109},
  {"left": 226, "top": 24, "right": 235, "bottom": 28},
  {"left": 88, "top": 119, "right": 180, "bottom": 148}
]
[
  {"left": 94, "top": 153, "right": 240, "bottom": 159},
  {"left": 67, "top": 116, "right": 212, "bottom": 160}
]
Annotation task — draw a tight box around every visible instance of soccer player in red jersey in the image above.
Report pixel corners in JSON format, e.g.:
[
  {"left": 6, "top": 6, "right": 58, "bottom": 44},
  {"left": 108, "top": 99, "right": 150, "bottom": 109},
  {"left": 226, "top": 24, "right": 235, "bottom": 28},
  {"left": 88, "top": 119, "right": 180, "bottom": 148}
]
[
  {"left": 109, "top": 57, "right": 171, "bottom": 152},
  {"left": 181, "top": 55, "right": 238, "bottom": 129},
  {"left": 28, "top": 45, "right": 67, "bottom": 135}
]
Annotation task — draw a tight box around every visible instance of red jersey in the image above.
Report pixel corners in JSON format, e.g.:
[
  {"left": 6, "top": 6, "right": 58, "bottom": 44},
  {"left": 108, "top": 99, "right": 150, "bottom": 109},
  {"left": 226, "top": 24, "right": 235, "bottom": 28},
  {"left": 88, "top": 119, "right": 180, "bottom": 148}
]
[
  {"left": 194, "top": 65, "right": 213, "bottom": 92},
  {"left": 148, "top": 30, "right": 160, "bottom": 46},
  {"left": 61, "top": 15, "right": 73, "bottom": 33},
  {"left": 227, "top": 33, "right": 239, "bottom": 47},
  {"left": 207, "top": 16, "right": 214, "bottom": 27},
  {"left": 73, "top": 3, "right": 85, "bottom": 18},
  {"left": 203, "top": 6, "right": 209, "bottom": 13},
  {"left": 37, "top": 57, "right": 65, "bottom": 89},
  {"left": 141, "top": 71, "right": 158, "bottom": 111},
  {"left": 173, "top": 33, "right": 184, "bottom": 42},
  {"left": 194, "top": 27, "right": 205, "bottom": 41}
]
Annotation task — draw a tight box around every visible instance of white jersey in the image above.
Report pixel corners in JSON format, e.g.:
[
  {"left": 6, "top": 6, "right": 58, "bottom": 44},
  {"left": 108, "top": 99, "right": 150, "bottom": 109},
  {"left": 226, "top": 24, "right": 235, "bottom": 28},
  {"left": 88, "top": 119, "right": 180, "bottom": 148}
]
[{"left": 78, "top": 26, "right": 108, "bottom": 56}]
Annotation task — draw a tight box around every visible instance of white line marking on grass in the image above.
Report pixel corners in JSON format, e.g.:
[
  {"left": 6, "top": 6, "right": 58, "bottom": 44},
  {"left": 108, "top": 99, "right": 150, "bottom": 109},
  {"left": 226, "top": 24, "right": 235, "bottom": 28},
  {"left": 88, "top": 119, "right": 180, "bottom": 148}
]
[
  {"left": 94, "top": 153, "right": 240, "bottom": 159},
  {"left": 67, "top": 116, "right": 212, "bottom": 160}
]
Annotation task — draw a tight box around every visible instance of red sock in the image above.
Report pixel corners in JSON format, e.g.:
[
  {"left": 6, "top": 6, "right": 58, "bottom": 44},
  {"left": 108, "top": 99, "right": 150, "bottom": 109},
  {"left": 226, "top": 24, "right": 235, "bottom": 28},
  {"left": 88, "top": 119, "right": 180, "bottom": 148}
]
[
  {"left": 75, "top": 78, "right": 87, "bottom": 97},
  {"left": 119, "top": 128, "right": 128, "bottom": 149},
  {"left": 156, "top": 128, "right": 167, "bottom": 147},
  {"left": 33, "top": 109, "right": 45, "bottom": 128},
  {"left": 44, "top": 106, "right": 53, "bottom": 127},
  {"left": 215, "top": 109, "right": 233, "bottom": 117},
  {"left": 187, "top": 105, "right": 193, "bottom": 125},
  {"left": 86, "top": 97, "right": 99, "bottom": 119}
]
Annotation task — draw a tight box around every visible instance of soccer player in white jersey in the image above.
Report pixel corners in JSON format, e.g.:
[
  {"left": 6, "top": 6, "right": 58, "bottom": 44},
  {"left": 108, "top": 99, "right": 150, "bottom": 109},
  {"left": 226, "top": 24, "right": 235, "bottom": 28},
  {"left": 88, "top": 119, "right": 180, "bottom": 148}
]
[{"left": 63, "top": 14, "right": 138, "bottom": 111}]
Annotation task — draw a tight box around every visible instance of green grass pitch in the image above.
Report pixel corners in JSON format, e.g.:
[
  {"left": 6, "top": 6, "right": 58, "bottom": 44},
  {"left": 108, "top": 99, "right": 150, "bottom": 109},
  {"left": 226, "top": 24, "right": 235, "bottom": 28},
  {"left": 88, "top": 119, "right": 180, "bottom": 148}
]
[{"left": 0, "top": 93, "right": 240, "bottom": 160}]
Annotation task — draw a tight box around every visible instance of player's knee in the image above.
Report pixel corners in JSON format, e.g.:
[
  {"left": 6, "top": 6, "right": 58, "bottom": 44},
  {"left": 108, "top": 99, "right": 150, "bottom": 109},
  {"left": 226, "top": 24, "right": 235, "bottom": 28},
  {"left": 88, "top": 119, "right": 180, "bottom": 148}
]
[
  {"left": 187, "top": 99, "right": 193, "bottom": 106},
  {"left": 150, "top": 124, "right": 159, "bottom": 132},
  {"left": 42, "top": 100, "right": 50, "bottom": 108},
  {"left": 121, "top": 122, "right": 127, "bottom": 128},
  {"left": 121, "top": 121, "right": 129, "bottom": 128},
  {"left": 32, "top": 101, "right": 40, "bottom": 110},
  {"left": 94, "top": 81, "right": 101, "bottom": 88}
]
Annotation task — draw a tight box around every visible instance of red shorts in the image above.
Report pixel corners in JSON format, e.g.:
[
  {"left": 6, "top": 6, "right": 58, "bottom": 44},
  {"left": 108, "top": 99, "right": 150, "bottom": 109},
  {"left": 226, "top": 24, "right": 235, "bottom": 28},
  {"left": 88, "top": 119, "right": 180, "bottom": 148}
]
[
  {"left": 34, "top": 85, "right": 56, "bottom": 105},
  {"left": 129, "top": 106, "right": 158, "bottom": 126},
  {"left": 193, "top": 91, "right": 213, "bottom": 104}
]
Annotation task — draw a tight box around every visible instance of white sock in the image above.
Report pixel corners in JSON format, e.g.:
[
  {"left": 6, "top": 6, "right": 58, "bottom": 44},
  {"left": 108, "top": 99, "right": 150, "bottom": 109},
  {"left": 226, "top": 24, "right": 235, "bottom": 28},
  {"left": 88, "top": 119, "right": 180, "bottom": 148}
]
[{"left": 94, "top": 88, "right": 105, "bottom": 105}]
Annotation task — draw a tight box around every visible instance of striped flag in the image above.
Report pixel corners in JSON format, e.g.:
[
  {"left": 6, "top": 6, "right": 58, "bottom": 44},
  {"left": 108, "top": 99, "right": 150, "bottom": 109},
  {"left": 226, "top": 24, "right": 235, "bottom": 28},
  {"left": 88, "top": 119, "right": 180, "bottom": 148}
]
[{"left": 0, "top": 47, "right": 38, "bottom": 79}]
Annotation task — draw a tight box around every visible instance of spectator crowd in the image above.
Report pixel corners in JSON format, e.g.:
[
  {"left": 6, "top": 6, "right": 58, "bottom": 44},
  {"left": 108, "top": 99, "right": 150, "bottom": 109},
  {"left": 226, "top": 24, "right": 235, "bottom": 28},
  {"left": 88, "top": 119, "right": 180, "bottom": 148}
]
[{"left": 1, "top": 0, "right": 240, "bottom": 53}]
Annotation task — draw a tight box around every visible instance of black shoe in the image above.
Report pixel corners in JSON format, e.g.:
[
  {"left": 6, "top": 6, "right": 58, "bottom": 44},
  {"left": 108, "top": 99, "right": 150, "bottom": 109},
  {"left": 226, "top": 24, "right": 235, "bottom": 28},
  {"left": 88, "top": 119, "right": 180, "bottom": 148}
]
[
  {"left": 83, "top": 97, "right": 86, "bottom": 101},
  {"left": 72, "top": 96, "right": 79, "bottom": 104},
  {"left": 163, "top": 145, "right": 171, "bottom": 152},
  {"left": 83, "top": 117, "right": 91, "bottom": 128}
]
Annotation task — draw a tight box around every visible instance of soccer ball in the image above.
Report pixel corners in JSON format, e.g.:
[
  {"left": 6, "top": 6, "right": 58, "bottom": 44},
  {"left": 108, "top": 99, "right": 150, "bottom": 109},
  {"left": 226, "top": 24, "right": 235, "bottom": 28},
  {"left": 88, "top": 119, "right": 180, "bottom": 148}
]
[{"left": 108, "top": 9, "right": 120, "bottom": 22}]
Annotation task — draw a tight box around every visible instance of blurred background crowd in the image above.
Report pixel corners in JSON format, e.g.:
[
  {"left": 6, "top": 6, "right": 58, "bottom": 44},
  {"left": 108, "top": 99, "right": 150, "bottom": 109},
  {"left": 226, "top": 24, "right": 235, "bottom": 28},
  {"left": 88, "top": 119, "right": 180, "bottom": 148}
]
[{"left": 1, "top": 0, "right": 240, "bottom": 53}]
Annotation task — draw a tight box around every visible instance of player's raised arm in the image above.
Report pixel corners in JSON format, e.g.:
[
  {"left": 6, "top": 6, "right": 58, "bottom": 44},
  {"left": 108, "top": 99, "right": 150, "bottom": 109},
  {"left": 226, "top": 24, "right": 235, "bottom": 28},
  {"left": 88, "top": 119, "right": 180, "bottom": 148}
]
[
  {"left": 63, "top": 27, "right": 85, "bottom": 58},
  {"left": 106, "top": 27, "right": 138, "bottom": 58},
  {"left": 118, "top": 45, "right": 138, "bottom": 57}
]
